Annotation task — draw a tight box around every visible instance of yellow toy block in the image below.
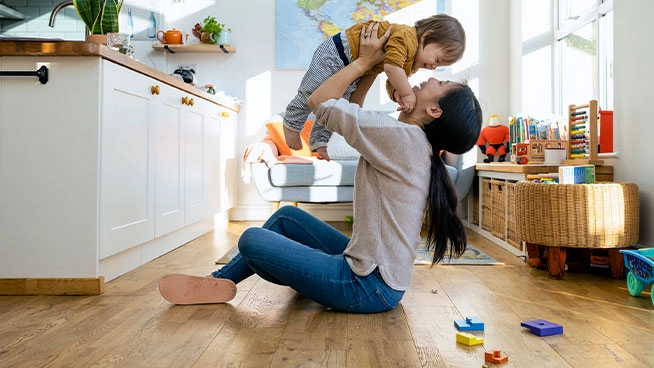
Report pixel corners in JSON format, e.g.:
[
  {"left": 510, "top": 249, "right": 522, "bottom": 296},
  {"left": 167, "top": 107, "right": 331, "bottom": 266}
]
[{"left": 456, "top": 332, "right": 484, "bottom": 346}]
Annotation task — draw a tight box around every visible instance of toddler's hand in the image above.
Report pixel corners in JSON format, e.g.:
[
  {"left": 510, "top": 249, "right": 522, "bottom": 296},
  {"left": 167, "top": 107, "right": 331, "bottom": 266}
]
[
  {"left": 283, "top": 125, "right": 303, "bottom": 150},
  {"left": 315, "top": 147, "right": 331, "bottom": 161},
  {"left": 397, "top": 92, "right": 416, "bottom": 112}
]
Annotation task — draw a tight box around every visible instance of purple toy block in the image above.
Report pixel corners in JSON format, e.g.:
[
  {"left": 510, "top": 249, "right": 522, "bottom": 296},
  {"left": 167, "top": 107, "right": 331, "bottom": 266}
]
[
  {"left": 521, "top": 320, "right": 563, "bottom": 336},
  {"left": 454, "top": 317, "right": 485, "bottom": 331}
]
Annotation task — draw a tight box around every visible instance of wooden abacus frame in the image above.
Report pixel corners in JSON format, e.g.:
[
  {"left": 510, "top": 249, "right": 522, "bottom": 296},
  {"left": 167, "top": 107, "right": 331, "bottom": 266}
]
[{"left": 562, "top": 100, "right": 604, "bottom": 165}]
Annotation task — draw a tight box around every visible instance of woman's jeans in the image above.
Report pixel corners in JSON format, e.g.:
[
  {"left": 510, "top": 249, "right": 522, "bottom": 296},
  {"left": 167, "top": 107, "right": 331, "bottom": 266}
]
[{"left": 212, "top": 206, "right": 404, "bottom": 313}]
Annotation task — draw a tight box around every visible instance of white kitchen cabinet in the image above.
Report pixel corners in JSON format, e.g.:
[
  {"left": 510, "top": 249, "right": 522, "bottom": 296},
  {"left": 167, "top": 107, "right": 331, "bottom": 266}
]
[
  {"left": 152, "top": 82, "right": 185, "bottom": 239},
  {"left": 186, "top": 98, "right": 222, "bottom": 224},
  {"left": 217, "top": 107, "right": 237, "bottom": 212},
  {"left": 0, "top": 55, "right": 237, "bottom": 282},
  {"left": 100, "top": 61, "right": 157, "bottom": 258}
]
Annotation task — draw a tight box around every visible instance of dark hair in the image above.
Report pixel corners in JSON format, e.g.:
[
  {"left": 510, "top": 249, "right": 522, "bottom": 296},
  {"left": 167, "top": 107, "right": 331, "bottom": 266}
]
[
  {"left": 416, "top": 14, "right": 466, "bottom": 65},
  {"left": 423, "top": 84, "right": 482, "bottom": 264}
]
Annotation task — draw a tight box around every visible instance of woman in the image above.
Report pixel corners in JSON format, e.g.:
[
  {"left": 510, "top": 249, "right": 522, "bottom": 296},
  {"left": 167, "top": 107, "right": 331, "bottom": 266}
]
[{"left": 159, "top": 22, "right": 482, "bottom": 313}]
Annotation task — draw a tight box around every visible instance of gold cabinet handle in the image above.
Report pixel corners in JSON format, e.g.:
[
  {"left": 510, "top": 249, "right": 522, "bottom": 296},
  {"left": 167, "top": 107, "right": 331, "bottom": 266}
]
[
  {"left": 181, "top": 96, "right": 189, "bottom": 105},
  {"left": 151, "top": 85, "right": 160, "bottom": 95},
  {"left": 188, "top": 98, "right": 194, "bottom": 106}
]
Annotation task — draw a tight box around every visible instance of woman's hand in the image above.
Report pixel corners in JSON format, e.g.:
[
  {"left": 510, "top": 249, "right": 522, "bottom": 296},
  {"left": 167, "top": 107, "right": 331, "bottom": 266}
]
[
  {"left": 357, "top": 22, "right": 391, "bottom": 68},
  {"left": 307, "top": 22, "right": 390, "bottom": 110}
]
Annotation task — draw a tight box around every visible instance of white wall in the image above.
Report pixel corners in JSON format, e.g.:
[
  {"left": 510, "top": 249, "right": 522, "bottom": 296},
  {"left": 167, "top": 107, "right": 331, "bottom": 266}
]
[{"left": 613, "top": 0, "right": 653, "bottom": 246}]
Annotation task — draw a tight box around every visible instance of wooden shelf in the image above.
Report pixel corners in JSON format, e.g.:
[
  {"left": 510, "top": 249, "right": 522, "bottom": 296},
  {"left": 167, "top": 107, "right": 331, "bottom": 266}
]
[{"left": 152, "top": 43, "right": 235, "bottom": 54}]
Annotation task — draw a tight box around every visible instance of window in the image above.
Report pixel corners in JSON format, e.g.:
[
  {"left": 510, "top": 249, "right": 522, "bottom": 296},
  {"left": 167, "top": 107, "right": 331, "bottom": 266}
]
[
  {"left": 520, "top": 0, "right": 613, "bottom": 115},
  {"left": 555, "top": 0, "right": 613, "bottom": 112}
]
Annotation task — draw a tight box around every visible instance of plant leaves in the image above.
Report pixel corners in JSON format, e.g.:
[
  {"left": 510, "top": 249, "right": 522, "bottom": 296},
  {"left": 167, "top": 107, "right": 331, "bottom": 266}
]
[{"left": 73, "top": 0, "right": 124, "bottom": 34}]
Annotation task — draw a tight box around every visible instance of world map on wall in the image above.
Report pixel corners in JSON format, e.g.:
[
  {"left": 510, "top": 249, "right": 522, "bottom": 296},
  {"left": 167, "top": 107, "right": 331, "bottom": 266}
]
[{"left": 276, "top": 0, "right": 421, "bottom": 70}]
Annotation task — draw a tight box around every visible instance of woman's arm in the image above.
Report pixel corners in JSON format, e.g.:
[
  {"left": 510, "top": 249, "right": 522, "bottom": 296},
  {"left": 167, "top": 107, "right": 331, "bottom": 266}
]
[{"left": 307, "top": 23, "right": 391, "bottom": 110}]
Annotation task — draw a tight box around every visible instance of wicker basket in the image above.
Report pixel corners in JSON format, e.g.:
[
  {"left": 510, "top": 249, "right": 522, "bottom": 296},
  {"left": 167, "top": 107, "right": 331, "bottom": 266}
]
[
  {"left": 491, "top": 179, "right": 506, "bottom": 239},
  {"left": 506, "top": 181, "right": 521, "bottom": 250},
  {"left": 515, "top": 182, "right": 640, "bottom": 248},
  {"left": 472, "top": 178, "right": 479, "bottom": 225},
  {"left": 481, "top": 178, "right": 492, "bottom": 231}
]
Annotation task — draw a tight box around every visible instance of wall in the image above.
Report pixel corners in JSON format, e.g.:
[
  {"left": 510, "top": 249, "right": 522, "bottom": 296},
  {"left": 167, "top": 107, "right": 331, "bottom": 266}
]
[
  {"left": 0, "top": 0, "right": 85, "bottom": 40},
  {"left": 613, "top": 0, "right": 653, "bottom": 247}
]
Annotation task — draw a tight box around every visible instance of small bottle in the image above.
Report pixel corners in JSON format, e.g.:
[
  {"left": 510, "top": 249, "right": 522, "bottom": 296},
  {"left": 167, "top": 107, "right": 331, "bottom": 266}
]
[
  {"left": 147, "top": 10, "right": 157, "bottom": 38},
  {"left": 126, "top": 8, "right": 134, "bottom": 38}
]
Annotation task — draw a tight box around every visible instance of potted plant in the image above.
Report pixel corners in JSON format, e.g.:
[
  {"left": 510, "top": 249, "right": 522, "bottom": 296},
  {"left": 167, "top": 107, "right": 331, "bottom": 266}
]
[
  {"left": 73, "top": 0, "right": 124, "bottom": 42},
  {"left": 192, "top": 16, "right": 223, "bottom": 44}
]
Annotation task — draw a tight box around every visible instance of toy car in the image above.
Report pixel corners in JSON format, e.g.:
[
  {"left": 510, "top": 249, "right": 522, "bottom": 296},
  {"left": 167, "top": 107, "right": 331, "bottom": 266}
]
[{"left": 620, "top": 248, "right": 654, "bottom": 306}]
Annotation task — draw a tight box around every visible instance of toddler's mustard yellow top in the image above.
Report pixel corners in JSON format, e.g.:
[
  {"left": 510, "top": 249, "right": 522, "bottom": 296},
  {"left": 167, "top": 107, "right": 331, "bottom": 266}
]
[{"left": 345, "top": 21, "right": 418, "bottom": 100}]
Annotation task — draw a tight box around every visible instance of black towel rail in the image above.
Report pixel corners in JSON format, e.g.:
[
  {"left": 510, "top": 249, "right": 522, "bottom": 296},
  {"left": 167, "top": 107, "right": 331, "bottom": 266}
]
[{"left": 0, "top": 65, "right": 49, "bottom": 84}]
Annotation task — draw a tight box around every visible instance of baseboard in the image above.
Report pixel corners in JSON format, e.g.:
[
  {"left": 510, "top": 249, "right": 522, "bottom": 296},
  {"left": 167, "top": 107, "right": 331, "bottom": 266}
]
[
  {"left": 230, "top": 203, "right": 354, "bottom": 221},
  {"left": 0, "top": 277, "right": 105, "bottom": 296}
]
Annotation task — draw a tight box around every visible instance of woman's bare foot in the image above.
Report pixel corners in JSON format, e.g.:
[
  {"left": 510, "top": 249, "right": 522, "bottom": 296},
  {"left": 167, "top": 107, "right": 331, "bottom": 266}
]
[{"left": 158, "top": 274, "right": 236, "bottom": 305}]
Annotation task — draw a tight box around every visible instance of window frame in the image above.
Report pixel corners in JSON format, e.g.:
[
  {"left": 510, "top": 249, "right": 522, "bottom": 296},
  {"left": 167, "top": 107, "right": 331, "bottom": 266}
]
[{"left": 552, "top": 0, "right": 613, "bottom": 114}]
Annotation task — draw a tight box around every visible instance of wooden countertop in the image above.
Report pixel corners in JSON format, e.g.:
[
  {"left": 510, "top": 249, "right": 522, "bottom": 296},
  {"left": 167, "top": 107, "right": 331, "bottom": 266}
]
[{"left": 0, "top": 40, "right": 239, "bottom": 112}]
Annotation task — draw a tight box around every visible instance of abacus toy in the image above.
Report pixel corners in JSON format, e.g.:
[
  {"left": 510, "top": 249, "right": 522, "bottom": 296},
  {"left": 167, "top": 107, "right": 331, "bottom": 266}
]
[{"left": 563, "top": 100, "right": 604, "bottom": 165}]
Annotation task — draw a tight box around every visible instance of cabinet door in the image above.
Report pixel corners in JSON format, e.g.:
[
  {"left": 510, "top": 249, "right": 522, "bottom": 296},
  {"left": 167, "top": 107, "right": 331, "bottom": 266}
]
[
  {"left": 152, "top": 83, "right": 185, "bottom": 237},
  {"left": 204, "top": 104, "right": 221, "bottom": 216},
  {"left": 99, "top": 61, "right": 156, "bottom": 259},
  {"left": 218, "top": 107, "right": 237, "bottom": 212},
  {"left": 184, "top": 96, "right": 209, "bottom": 225}
]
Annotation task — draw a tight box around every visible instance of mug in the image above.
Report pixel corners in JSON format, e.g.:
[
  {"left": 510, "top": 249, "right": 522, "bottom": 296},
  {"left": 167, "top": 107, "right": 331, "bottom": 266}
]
[
  {"left": 106, "top": 32, "right": 134, "bottom": 56},
  {"left": 156, "top": 28, "right": 183, "bottom": 44},
  {"left": 544, "top": 148, "right": 566, "bottom": 164}
]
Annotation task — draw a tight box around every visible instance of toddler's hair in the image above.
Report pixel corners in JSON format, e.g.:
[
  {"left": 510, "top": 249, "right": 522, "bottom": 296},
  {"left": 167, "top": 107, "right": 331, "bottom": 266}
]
[{"left": 416, "top": 14, "right": 466, "bottom": 65}]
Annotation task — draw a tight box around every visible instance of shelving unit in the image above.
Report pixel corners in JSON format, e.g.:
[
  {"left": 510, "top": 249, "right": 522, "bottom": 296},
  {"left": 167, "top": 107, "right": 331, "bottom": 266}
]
[
  {"left": 152, "top": 44, "right": 236, "bottom": 54},
  {"left": 467, "top": 163, "right": 615, "bottom": 256}
]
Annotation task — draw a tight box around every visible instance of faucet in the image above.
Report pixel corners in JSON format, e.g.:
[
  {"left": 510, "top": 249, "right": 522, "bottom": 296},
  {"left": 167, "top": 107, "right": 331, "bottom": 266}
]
[{"left": 48, "top": 0, "right": 74, "bottom": 28}]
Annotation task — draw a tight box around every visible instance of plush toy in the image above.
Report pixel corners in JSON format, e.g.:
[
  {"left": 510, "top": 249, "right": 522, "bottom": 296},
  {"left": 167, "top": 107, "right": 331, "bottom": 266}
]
[{"left": 477, "top": 114, "right": 510, "bottom": 163}]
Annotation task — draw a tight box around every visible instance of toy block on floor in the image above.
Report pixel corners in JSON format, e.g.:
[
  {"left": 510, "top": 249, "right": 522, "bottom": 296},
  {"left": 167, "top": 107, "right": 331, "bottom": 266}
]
[
  {"left": 456, "top": 332, "right": 484, "bottom": 346},
  {"left": 520, "top": 319, "right": 563, "bottom": 336},
  {"left": 485, "top": 350, "right": 508, "bottom": 364},
  {"left": 454, "top": 316, "right": 484, "bottom": 331}
]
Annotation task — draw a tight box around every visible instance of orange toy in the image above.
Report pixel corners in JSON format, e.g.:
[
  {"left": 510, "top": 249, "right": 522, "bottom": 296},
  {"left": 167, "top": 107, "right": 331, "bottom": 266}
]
[{"left": 477, "top": 114, "right": 510, "bottom": 163}]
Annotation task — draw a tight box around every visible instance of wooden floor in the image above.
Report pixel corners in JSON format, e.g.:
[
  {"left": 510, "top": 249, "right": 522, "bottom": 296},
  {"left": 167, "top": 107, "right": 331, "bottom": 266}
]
[{"left": 1, "top": 221, "right": 653, "bottom": 368}]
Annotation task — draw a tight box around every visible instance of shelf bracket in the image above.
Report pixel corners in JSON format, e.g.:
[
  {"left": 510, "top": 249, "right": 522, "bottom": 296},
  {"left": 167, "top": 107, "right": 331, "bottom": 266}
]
[
  {"left": 219, "top": 45, "right": 230, "bottom": 53},
  {"left": 0, "top": 65, "right": 49, "bottom": 84},
  {"left": 163, "top": 45, "right": 176, "bottom": 54}
]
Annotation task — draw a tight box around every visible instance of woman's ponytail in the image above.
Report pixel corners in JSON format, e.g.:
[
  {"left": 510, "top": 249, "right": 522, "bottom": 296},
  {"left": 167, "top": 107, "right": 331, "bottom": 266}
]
[{"left": 423, "top": 84, "right": 482, "bottom": 264}]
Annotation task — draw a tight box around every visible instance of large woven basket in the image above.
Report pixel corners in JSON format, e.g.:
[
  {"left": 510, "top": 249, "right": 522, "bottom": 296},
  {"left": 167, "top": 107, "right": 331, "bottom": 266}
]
[{"left": 515, "top": 182, "right": 639, "bottom": 248}]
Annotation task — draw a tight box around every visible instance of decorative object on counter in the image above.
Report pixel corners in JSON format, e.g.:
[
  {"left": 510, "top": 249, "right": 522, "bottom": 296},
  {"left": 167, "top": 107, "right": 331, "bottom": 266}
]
[
  {"left": 106, "top": 32, "right": 133, "bottom": 56},
  {"left": 73, "top": 0, "right": 124, "bottom": 42},
  {"left": 171, "top": 67, "right": 196, "bottom": 84},
  {"left": 156, "top": 28, "right": 184, "bottom": 44},
  {"left": 170, "top": 67, "right": 215, "bottom": 95},
  {"left": 147, "top": 9, "right": 157, "bottom": 38},
  {"left": 192, "top": 16, "right": 226, "bottom": 45}
]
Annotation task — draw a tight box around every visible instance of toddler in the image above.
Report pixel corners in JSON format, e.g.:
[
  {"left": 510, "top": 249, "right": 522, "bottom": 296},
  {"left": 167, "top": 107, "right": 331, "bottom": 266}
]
[{"left": 283, "top": 14, "right": 466, "bottom": 159}]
